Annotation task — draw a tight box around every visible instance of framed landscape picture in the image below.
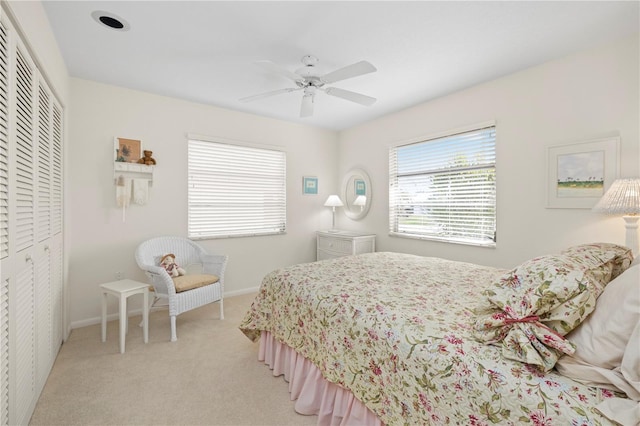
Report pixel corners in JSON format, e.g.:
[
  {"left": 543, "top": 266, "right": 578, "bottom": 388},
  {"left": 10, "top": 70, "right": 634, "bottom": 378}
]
[
  {"left": 115, "top": 137, "right": 142, "bottom": 163},
  {"left": 546, "top": 136, "right": 619, "bottom": 209}
]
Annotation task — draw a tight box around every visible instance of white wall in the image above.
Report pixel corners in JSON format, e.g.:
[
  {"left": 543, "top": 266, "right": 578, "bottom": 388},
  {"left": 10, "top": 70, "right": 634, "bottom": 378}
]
[
  {"left": 68, "top": 79, "right": 338, "bottom": 326},
  {"left": 337, "top": 34, "right": 640, "bottom": 269}
]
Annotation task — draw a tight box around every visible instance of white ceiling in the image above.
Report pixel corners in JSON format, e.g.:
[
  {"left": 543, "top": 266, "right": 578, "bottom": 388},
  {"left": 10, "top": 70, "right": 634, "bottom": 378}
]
[{"left": 41, "top": 1, "right": 639, "bottom": 131}]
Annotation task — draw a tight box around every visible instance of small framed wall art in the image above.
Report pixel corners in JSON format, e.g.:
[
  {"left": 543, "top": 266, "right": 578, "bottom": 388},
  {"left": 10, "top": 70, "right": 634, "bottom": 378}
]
[
  {"left": 303, "top": 176, "right": 318, "bottom": 195},
  {"left": 354, "top": 178, "right": 366, "bottom": 196},
  {"left": 546, "top": 136, "right": 619, "bottom": 209},
  {"left": 115, "top": 137, "right": 142, "bottom": 163}
]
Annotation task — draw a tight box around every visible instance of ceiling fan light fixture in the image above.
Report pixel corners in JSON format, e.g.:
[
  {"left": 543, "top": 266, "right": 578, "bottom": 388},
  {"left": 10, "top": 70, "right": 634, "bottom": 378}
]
[{"left": 300, "top": 93, "right": 315, "bottom": 118}]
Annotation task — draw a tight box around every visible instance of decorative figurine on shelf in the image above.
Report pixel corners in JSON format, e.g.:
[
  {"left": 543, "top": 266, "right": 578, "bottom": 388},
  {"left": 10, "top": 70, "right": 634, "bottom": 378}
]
[{"left": 137, "top": 150, "right": 156, "bottom": 165}]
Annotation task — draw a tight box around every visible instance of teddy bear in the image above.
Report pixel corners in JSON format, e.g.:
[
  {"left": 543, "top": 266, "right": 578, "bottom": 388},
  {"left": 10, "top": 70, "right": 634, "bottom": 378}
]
[
  {"left": 160, "top": 253, "right": 186, "bottom": 278},
  {"left": 137, "top": 150, "right": 156, "bottom": 165}
]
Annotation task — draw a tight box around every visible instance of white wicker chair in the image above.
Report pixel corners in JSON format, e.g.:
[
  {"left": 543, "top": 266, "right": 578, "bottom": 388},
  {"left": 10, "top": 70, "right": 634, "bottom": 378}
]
[{"left": 134, "top": 236, "right": 227, "bottom": 342}]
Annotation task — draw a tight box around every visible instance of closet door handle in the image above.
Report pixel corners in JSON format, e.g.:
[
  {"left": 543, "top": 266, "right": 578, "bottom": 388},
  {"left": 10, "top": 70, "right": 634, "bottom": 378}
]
[{"left": 25, "top": 253, "right": 32, "bottom": 262}]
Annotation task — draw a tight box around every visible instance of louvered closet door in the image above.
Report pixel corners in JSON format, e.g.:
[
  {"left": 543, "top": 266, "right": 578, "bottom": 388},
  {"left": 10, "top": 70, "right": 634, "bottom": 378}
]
[
  {"left": 34, "top": 80, "right": 64, "bottom": 389},
  {"left": 0, "top": 276, "right": 7, "bottom": 426},
  {"left": 0, "top": 11, "right": 8, "bottom": 262},
  {"left": 51, "top": 103, "right": 61, "bottom": 238},
  {"left": 49, "top": 234, "right": 63, "bottom": 356},
  {"left": 12, "top": 41, "right": 37, "bottom": 426},
  {"left": 36, "top": 83, "right": 50, "bottom": 243},
  {"left": 0, "top": 10, "right": 65, "bottom": 425},
  {"left": 50, "top": 102, "right": 63, "bottom": 354},
  {"left": 14, "top": 47, "right": 34, "bottom": 254},
  {"left": 34, "top": 79, "right": 52, "bottom": 391},
  {"left": 0, "top": 17, "right": 9, "bottom": 426},
  {"left": 13, "top": 264, "right": 34, "bottom": 426}
]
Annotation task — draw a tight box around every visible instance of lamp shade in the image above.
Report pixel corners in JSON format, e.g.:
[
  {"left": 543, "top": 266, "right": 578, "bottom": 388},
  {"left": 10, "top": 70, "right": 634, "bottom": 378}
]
[
  {"left": 353, "top": 195, "right": 367, "bottom": 206},
  {"left": 324, "top": 195, "right": 344, "bottom": 207},
  {"left": 592, "top": 178, "right": 640, "bottom": 215}
]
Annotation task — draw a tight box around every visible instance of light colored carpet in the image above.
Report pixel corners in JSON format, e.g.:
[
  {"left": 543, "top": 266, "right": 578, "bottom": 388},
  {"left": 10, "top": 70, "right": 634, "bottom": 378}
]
[{"left": 30, "top": 292, "right": 317, "bottom": 426}]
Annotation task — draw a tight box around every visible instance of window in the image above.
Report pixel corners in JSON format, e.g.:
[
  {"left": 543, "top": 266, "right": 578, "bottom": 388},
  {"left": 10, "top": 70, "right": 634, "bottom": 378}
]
[
  {"left": 389, "top": 123, "right": 496, "bottom": 247},
  {"left": 188, "top": 138, "right": 286, "bottom": 239}
]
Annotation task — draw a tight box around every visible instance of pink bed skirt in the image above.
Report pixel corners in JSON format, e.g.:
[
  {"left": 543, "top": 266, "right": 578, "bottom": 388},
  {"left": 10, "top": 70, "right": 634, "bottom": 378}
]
[{"left": 259, "top": 331, "right": 383, "bottom": 426}]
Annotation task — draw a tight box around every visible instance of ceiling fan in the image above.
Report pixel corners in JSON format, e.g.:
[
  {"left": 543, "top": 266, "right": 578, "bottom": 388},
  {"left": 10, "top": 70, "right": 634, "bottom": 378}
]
[{"left": 239, "top": 55, "right": 377, "bottom": 118}]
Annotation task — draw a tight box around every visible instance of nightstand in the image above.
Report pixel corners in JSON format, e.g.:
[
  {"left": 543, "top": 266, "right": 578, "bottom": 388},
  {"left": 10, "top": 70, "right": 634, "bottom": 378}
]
[{"left": 316, "top": 230, "right": 376, "bottom": 261}]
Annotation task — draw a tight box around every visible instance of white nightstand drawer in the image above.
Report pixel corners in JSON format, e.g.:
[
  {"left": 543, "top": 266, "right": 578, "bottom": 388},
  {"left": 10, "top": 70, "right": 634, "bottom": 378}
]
[
  {"left": 316, "top": 231, "right": 376, "bottom": 261},
  {"left": 318, "top": 235, "right": 353, "bottom": 254},
  {"left": 317, "top": 249, "right": 341, "bottom": 261},
  {"left": 354, "top": 239, "right": 375, "bottom": 254}
]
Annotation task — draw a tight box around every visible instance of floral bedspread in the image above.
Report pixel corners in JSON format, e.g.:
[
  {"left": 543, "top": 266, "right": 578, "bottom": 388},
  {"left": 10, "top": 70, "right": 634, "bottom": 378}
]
[{"left": 240, "top": 252, "right": 622, "bottom": 425}]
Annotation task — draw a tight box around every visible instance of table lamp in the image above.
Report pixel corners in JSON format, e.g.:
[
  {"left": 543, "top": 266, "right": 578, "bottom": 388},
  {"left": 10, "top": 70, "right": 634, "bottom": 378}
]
[
  {"left": 592, "top": 178, "right": 640, "bottom": 255},
  {"left": 353, "top": 195, "right": 367, "bottom": 211},
  {"left": 324, "top": 195, "right": 343, "bottom": 232}
]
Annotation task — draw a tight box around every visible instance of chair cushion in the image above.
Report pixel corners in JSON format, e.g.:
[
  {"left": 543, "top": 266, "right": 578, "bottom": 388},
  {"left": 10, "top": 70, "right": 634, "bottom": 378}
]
[{"left": 172, "top": 274, "right": 219, "bottom": 293}]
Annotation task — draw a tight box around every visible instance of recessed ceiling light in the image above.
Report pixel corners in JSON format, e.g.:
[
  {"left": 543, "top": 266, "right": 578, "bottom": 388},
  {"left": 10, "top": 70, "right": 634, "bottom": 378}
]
[{"left": 91, "top": 10, "right": 130, "bottom": 31}]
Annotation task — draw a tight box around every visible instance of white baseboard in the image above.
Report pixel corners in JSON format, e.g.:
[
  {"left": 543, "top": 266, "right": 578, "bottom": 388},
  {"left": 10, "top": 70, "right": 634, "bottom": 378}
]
[
  {"left": 69, "top": 287, "right": 260, "bottom": 330},
  {"left": 70, "top": 307, "right": 162, "bottom": 329},
  {"left": 225, "top": 286, "right": 260, "bottom": 297}
]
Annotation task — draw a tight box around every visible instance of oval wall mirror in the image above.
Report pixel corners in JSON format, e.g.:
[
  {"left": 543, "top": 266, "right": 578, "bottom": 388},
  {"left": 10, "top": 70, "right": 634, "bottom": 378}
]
[{"left": 341, "top": 168, "right": 372, "bottom": 220}]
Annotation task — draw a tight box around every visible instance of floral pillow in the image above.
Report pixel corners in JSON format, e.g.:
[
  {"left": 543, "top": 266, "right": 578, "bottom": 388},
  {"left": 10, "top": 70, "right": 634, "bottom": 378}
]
[{"left": 473, "top": 243, "right": 633, "bottom": 371}]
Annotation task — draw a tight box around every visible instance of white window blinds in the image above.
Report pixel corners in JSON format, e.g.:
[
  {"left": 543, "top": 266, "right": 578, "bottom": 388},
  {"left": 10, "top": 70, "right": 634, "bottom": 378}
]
[
  {"left": 389, "top": 124, "right": 496, "bottom": 247},
  {"left": 188, "top": 138, "right": 286, "bottom": 239}
]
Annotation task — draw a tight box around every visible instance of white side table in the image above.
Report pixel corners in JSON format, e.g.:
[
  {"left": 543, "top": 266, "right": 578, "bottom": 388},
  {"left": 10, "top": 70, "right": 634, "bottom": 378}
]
[
  {"left": 316, "top": 230, "right": 376, "bottom": 261},
  {"left": 100, "top": 279, "right": 149, "bottom": 354}
]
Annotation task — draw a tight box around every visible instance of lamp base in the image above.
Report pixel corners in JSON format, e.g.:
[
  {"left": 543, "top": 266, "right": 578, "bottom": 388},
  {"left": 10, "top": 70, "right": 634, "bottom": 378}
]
[{"left": 623, "top": 215, "right": 639, "bottom": 256}]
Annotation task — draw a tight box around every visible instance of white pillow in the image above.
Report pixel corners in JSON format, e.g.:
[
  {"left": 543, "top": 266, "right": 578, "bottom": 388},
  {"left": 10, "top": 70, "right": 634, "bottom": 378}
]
[
  {"left": 595, "top": 321, "right": 640, "bottom": 425},
  {"left": 564, "top": 263, "right": 639, "bottom": 368}
]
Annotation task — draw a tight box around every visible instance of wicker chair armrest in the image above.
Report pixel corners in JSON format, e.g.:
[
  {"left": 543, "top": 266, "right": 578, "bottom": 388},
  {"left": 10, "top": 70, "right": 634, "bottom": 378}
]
[
  {"left": 143, "top": 264, "right": 166, "bottom": 275},
  {"left": 143, "top": 265, "right": 176, "bottom": 295}
]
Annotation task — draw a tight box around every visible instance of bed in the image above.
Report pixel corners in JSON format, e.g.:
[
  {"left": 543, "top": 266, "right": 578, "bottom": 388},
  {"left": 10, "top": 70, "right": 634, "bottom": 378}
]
[{"left": 240, "top": 243, "right": 638, "bottom": 425}]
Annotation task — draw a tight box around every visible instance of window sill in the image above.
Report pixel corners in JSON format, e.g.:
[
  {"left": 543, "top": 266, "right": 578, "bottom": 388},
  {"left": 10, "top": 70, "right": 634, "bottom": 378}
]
[{"left": 388, "top": 232, "right": 496, "bottom": 248}]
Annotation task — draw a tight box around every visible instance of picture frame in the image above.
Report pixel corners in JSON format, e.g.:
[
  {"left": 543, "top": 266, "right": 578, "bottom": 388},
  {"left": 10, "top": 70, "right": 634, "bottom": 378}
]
[
  {"left": 354, "top": 179, "right": 366, "bottom": 196},
  {"left": 114, "top": 137, "right": 142, "bottom": 163},
  {"left": 546, "top": 136, "right": 619, "bottom": 209},
  {"left": 302, "top": 176, "right": 318, "bottom": 195}
]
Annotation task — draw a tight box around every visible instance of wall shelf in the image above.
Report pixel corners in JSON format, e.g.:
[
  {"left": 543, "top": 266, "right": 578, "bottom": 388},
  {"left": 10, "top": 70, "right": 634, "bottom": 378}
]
[{"left": 114, "top": 162, "right": 154, "bottom": 184}]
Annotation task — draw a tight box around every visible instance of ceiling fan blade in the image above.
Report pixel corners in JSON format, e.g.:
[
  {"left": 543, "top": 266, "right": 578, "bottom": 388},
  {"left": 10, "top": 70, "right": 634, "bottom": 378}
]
[
  {"left": 300, "top": 94, "right": 314, "bottom": 117},
  {"left": 321, "top": 60, "right": 376, "bottom": 84},
  {"left": 255, "top": 60, "right": 304, "bottom": 83},
  {"left": 324, "top": 87, "right": 376, "bottom": 106},
  {"left": 239, "top": 87, "right": 300, "bottom": 103}
]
